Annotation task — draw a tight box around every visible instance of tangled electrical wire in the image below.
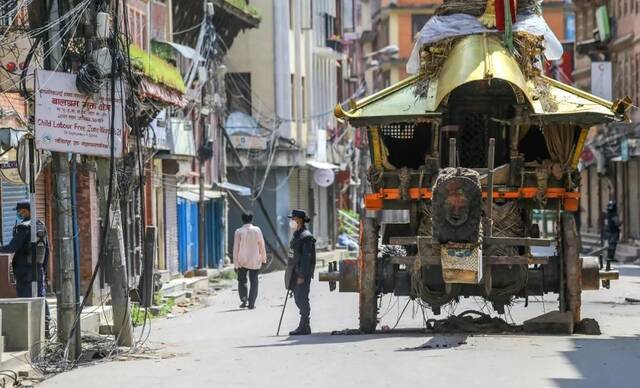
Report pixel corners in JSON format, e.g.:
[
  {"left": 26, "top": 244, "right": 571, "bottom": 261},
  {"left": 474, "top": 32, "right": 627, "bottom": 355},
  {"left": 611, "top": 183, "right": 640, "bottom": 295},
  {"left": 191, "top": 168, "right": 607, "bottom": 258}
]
[
  {"left": 76, "top": 62, "right": 104, "bottom": 95},
  {"left": 0, "top": 369, "right": 23, "bottom": 388}
]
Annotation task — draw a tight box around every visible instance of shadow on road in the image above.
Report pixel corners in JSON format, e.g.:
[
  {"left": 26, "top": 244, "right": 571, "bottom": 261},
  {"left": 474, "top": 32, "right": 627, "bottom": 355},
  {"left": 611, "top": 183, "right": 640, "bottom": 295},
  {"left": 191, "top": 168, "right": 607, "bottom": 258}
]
[
  {"left": 552, "top": 335, "right": 640, "bottom": 387},
  {"left": 220, "top": 308, "right": 248, "bottom": 313},
  {"left": 236, "top": 331, "right": 430, "bottom": 349}
]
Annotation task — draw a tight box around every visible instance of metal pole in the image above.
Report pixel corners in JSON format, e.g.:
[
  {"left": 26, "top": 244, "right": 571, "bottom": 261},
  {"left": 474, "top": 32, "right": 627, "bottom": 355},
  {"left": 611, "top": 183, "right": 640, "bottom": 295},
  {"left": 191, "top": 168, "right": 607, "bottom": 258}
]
[
  {"left": 487, "top": 138, "right": 495, "bottom": 237},
  {"left": 27, "top": 137, "right": 37, "bottom": 298},
  {"left": 293, "top": 0, "right": 303, "bottom": 145},
  {"left": 47, "top": 0, "right": 78, "bottom": 359},
  {"left": 449, "top": 138, "right": 457, "bottom": 168},
  {"left": 70, "top": 156, "right": 81, "bottom": 357},
  {"left": 198, "top": 151, "right": 206, "bottom": 269}
]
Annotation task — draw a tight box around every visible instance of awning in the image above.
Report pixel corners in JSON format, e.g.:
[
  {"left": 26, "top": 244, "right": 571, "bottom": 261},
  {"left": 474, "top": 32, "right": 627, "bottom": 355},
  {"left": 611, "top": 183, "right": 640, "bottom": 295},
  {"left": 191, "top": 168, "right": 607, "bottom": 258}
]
[
  {"left": 178, "top": 189, "right": 222, "bottom": 202},
  {"left": 215, "top": 181, "right": 252, "bottom": 196},
  {"left": 307, "top": 160, "right": 340, "bottom": 170},
  {"left": 177, "top": 187, "right": 223, "bottom": 202},
  {"left": 177, "top": 191, "right": 200, "bottom": 202},
  {"left": 139, "top": 78, "right": 188, "bottom": 108},
  {"left": 159, "top": 41, "right": 205, "bottom": 62}
]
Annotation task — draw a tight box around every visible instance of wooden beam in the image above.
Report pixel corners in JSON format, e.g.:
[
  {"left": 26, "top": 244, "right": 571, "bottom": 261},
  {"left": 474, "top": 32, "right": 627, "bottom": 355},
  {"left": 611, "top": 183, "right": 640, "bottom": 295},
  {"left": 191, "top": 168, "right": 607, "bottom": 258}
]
[
  {"left": 388, "top": 236, "right": 553, "bottom": 247},
  {"left": 389, "top": 255, "right": 549, "bottom": 266}
]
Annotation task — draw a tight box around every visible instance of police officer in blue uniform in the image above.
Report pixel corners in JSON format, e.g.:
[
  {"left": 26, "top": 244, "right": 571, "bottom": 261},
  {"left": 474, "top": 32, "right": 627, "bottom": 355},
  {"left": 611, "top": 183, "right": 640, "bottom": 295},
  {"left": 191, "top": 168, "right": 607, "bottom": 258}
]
[
  {"left": 285, "top": 210, "right": 316, "bottom": 335},
  {"left": 1, "top": 200, "right": 50, "bottom": 334}
]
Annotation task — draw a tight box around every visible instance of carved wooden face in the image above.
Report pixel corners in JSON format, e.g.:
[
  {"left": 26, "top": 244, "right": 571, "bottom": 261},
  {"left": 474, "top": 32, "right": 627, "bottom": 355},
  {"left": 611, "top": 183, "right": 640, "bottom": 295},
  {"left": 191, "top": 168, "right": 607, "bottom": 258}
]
[{"left": 443, "top": 179, "right": 470, "bottom": 226}]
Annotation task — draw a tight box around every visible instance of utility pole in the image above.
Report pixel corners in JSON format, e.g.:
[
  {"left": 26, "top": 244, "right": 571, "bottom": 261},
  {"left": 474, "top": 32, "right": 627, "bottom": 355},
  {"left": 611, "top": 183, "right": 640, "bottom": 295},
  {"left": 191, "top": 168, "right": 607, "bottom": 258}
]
[
  {"left": 292, "top": 0, "right": 303, "bottom": 145},
  {"left": 46, "top": 0, "right": 79, "bottom": 359},
  {"left": 92, "top": 1, "right": 133, "bottom": 345},
  {"left": 198, "top": 2, "right": 214, "bottom": 270}
]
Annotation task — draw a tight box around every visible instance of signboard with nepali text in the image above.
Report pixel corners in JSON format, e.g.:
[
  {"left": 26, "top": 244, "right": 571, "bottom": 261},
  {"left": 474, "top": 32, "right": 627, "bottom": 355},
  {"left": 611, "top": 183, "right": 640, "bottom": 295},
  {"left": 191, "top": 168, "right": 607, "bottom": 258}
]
[{"left": 35, "top": 70, "right": 124, "bottom": 158}]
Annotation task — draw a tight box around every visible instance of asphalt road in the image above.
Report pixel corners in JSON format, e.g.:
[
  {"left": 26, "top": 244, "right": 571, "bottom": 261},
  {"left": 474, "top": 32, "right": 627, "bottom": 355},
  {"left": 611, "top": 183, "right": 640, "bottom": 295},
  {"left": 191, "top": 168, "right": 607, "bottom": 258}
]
[{"left": 40, "top": 265, "right": 640, "bottom": 388}]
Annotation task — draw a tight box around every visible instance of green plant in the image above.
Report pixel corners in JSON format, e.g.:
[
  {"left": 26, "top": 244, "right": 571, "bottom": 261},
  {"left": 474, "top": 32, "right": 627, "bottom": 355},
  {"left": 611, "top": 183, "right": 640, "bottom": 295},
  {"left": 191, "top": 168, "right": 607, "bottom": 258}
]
[
  {"left": 129, "top": 296, "right": 176, "bottom": 327},
  {"left": 219, "top": 270, "right": 237, "bottom": 280}
]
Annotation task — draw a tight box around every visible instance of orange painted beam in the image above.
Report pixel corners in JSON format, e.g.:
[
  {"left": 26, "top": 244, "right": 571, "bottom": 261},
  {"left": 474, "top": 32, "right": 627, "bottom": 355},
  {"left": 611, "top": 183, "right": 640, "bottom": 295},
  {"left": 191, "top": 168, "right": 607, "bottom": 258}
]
[{"left": 364, "top": 188, "right": 580, "bottom": 211}]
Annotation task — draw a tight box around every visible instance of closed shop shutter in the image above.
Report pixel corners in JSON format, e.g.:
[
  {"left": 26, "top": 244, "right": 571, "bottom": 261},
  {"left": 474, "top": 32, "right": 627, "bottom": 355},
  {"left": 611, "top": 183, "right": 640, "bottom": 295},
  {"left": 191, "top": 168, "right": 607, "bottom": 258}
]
[
  {"left": 164, "top": 175, "right": 179, "bottom": 275},
  {"left": 36, "top": 173, "right": 47, "bottom": 224},
  {"left": 289, "top": 167, "right": 310, "bottom": 213},
  {"left": 1, "top": 181, "right": 28, "bottom": 245}
]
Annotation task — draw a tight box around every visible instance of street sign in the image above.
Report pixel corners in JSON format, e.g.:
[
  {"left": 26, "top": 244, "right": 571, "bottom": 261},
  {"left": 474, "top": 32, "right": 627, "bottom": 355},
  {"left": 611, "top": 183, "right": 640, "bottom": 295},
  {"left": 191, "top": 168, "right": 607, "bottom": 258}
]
[
  {"left": 596, "top": 6, "right": 611, "bottom": 42},
  {"left": 591, "top": 62, "right": 612, "bottom": 101},
  {"left": 34, "top": 70, "right": 124, "bottom": 158}
]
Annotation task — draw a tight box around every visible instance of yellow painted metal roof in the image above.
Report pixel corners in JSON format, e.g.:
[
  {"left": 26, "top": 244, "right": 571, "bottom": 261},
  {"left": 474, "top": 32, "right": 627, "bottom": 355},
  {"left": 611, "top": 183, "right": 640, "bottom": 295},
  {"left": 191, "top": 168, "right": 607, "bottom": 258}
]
[{"left": 336, "top": 34, "right": 623, "bottom": 127}]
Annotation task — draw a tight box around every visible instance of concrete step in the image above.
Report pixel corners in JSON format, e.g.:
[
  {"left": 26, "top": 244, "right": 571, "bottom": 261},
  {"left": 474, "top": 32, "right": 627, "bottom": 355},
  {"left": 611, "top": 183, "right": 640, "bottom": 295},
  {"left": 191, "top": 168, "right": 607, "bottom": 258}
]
[
  {"left": 163, "top": 290, "right": 189, "bottom": 305},
  {"left": 160, "top": 279, "right": 188, "bottom": 295},
  {"left": 184, "top": 277, "right": 209, "bottom": 293},
  {"left": 156, "top": 270, "right": 173, "bottom": 284}
]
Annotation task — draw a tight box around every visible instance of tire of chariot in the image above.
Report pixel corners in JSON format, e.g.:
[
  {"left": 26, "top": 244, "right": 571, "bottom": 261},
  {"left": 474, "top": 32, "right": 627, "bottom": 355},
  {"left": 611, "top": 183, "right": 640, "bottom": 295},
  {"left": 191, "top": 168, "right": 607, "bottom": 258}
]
[
  {"left": 359, "top": 217, "right": 379, "bottom": 333},
  {"left": 561, "top": 213, "right": 582, "bottom": 323}
]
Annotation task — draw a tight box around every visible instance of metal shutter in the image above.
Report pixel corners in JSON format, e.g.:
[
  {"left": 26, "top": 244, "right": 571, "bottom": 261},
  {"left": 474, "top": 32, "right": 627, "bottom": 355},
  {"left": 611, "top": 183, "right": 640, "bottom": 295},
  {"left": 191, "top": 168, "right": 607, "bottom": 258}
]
[
  {"left": 36, "top": 173, "right": 47, "bottom": 224},
  {"left": 288, "top": 167, "right": 310, "bottom": 213},
  {"left": 1, "top": 181, "right": 28, "bottom": 245},
  {"left": 164, "top": 175, "right": 179, "bottom": 275}
]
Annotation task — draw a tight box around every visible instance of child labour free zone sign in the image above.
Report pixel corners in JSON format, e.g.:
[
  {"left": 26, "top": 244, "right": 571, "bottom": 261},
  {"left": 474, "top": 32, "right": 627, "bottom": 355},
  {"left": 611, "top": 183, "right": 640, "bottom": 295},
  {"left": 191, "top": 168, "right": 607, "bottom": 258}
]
[{"left": 34, "top": 69, "right": 124, "bottom": 158}]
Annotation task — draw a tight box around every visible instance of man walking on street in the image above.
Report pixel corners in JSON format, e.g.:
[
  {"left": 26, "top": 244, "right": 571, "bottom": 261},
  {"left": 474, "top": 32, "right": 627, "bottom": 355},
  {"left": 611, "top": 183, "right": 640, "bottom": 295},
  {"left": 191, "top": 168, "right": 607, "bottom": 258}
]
[
  {"left": 233, "top": 212, "right": 267, "bottom": 309},
  {"left": 0, "top": 200, "right": 51, "bottom": 336},
  {"left": 285, "top": 209, "right": 316, "bottom": 335}
]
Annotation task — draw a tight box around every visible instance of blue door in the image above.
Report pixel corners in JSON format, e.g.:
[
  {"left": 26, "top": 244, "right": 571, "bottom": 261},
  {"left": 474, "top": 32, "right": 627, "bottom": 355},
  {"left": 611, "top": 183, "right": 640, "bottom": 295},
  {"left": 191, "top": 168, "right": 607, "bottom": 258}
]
[
  {"left": 177, "top": 197, "right": 199, "bottom": 272},
  {"left": 205, "top": 199, "right": 225, "bottom": 268}
]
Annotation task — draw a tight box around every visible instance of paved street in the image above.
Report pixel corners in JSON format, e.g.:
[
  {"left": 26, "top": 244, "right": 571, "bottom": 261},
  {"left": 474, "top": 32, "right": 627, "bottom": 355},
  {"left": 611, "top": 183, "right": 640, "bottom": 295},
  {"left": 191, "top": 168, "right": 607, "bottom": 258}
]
[{"left": 41, "top": 266, "right": 640, "bottom": 388}]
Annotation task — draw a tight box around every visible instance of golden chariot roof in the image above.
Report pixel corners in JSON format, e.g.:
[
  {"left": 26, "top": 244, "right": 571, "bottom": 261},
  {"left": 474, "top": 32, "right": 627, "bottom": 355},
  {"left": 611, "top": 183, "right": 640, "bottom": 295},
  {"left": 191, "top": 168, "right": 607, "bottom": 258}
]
[{"left": 336, "top": 34, "right": 630, "bottom": 127}]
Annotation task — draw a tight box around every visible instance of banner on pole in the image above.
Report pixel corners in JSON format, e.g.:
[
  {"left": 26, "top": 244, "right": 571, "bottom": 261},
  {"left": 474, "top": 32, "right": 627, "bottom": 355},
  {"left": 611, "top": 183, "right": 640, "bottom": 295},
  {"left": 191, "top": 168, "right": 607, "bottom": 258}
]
[{"left": 34, "top": 70, "right": 124, "bottom": 157}]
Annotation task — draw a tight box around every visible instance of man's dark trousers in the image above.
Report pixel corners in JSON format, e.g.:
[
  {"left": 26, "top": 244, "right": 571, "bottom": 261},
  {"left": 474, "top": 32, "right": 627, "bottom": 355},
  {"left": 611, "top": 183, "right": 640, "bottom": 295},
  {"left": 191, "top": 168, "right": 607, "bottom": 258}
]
[
  {"left": 237, "top": 268, "right": 259, "bottom": 307},
  {"left": 14, "top": 265, "right": 51, "bottom": 319},
  {"left": 293, "top": 276, "right": 311, "bottom": 325}
]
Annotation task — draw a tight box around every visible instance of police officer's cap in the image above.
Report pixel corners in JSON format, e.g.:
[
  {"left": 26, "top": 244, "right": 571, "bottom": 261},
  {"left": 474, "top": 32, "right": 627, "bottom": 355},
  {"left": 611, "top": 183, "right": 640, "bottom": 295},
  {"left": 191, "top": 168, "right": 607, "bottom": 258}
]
[
  {"left": 15, "top": 199, "right": 30, "bottom": 211},
  {"left": 288, "top": 209, "right": 310, "bottom": 223}
]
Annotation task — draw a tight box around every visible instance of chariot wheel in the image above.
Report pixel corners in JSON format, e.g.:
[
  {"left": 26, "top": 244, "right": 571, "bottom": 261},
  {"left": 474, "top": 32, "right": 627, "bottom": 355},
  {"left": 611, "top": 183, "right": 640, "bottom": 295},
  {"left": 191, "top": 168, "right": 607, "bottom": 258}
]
[
  {"left": 359, "top": 217, "right": 379, "bottom": 333},
  {"left": 561, "top": 213, "right": 582, "bottom": 323}
]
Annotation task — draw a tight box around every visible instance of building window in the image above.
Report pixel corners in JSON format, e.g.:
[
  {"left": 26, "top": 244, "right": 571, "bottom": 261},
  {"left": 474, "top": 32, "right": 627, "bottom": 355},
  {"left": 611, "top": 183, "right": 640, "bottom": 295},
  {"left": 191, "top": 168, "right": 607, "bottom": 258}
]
[
  {"left": 126, "top": 5, "right": 148, "bottom": 50},
  {"left": 411, "top": 14, "right": 430, "bottom": 39},
  {"left": 226, "top": 73, "right": 252, "bottom": 116}
]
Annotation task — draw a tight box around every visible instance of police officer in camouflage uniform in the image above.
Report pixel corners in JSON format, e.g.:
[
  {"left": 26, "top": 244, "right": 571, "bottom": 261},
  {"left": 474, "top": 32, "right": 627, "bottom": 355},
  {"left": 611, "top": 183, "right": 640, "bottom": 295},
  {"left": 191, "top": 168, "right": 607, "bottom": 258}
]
[
  {"left": 285, "top": 210, "right": 316, "bottom": 335},
  {"left": 604, "top": 200, "right": 621, "bottom": 271},
  {"left": 0, "top": 200, "right": 50, "bottom": 334}
]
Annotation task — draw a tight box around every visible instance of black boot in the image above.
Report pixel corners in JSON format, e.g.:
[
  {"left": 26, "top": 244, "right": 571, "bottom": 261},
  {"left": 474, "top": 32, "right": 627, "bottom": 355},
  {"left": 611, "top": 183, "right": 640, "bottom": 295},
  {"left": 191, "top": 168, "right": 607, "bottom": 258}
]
[
  {"left": 240, "top": 298, "right": 248, "bottom": 309},
  {"left": 289, "top": 319, "right": 311, "bottom": 335}
]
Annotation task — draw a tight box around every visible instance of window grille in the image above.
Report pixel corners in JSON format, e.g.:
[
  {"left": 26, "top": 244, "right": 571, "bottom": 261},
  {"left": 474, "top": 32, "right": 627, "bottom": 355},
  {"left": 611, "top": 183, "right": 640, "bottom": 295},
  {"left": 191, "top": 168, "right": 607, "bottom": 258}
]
[{"left": 381, "top": 123, "right": 414, "bottom": 140}]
